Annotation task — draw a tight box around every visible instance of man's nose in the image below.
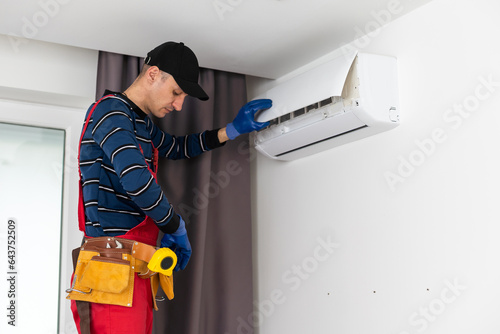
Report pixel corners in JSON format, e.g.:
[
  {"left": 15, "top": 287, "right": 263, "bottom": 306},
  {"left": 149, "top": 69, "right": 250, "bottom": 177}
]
[{"left": 173, "top": 95, "right": 186, "bottom": 111}]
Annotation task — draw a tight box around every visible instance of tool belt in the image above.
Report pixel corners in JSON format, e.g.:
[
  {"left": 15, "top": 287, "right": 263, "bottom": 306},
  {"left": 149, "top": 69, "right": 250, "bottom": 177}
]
[{"left": 66, "top": 237, "right": 175, "bottom": 310}]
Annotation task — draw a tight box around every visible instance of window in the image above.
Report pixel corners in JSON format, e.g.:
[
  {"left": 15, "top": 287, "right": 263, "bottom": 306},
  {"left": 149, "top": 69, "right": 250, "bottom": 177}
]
[
  {"left": 0, "top": 99, "right": 86, "bottom": 333},
  {"left": 0, "top": 122, "right": 65, "bottom": 332}
]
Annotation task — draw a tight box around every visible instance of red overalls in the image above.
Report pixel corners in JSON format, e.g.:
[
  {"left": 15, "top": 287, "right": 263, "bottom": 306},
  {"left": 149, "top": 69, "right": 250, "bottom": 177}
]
[{"left": 71, "top": 95, "right": 161, "bottom": 334}]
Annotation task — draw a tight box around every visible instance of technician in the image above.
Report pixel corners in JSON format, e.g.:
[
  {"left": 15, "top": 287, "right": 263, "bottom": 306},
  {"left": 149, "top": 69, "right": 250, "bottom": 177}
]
[{"left": 69, "top": 41, "right": 271, "bottom": 334}]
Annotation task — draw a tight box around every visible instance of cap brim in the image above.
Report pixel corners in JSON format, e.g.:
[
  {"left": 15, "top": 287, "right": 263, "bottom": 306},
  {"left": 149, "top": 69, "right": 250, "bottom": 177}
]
[{"left": 176, "top": 77, "right": 209, "bottom": 101}]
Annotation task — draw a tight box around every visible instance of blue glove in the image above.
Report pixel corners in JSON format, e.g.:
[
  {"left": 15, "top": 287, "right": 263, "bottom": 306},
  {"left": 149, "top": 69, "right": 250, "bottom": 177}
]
[
  {"left": 226, "top": 99, "right": 272, "bottom": 140},
  {"left": 160, "top": 216, "right": 192, "bottom": 271}
]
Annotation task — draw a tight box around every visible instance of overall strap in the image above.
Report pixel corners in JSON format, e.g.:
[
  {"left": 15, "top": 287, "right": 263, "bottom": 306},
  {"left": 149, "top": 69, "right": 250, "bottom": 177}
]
[{"left": 77, "top": 94, "right": 115, "bottom": 232}]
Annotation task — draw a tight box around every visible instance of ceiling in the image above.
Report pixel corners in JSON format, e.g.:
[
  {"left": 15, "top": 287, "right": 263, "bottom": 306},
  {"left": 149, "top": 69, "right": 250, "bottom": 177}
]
[{"left": 1, "top": 0, "right": 432, "bottom": 79}]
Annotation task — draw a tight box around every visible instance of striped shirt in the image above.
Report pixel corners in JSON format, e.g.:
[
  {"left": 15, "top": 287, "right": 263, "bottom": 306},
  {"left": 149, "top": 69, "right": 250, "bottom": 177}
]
[{"left": 79, "top": 91, "right": 224, "bottom": 237}]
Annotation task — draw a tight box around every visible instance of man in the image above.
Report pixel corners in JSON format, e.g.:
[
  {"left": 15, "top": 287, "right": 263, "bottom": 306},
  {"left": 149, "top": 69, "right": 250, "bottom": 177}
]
[{"left": 69, "top": 41, "right": 271, "bottom": 334}]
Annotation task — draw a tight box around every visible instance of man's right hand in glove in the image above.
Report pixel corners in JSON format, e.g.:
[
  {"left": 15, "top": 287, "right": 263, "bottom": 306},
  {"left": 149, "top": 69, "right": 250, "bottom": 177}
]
[
  {"left": 226, "top": 99, "right": 272, "bottom": 140},
  {"left": 160, "top": 215, "right": 192, "bottom": 271}
]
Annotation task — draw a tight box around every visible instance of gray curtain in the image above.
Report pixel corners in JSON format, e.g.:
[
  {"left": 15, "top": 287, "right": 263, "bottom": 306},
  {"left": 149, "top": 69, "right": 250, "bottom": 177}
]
[{"left": 96, "top": 51, "right": 254, "bottom": 334}]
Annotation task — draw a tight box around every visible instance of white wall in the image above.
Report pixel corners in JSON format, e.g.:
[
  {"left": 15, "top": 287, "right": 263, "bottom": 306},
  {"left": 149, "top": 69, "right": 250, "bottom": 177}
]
[
  {"left": 248, "top": 0, "right": 500, "bottom": 333},
  {"left": 0, "top": 35, "right": 98, "bottom": 334},
  {"left": 0, "top": 34, "right": 97, "bottom": 108}
]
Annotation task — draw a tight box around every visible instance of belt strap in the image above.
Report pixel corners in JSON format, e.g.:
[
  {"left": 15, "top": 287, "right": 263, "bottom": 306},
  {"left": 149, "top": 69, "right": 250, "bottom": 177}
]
[
  {"left": 131, "top": 241, "right": 157, "bottom": 263},
  {"left": 75, "top": 301, "right": 91, "bottom": 334},
  {"left": 71, "top": 245, "right": 91, "bottom": 334},
  {"left": 82, "top": 237, "right": 156, "bottom": 261},
  {"left": 82, "top": 237, "right": 158, "bottom": 278}
]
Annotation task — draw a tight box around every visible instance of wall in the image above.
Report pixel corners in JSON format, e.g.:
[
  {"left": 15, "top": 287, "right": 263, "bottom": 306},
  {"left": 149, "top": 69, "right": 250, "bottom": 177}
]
[
  {"left": 0, "top": 34, "right": 97, "bottom": 108},
  {"left": 248, "top": 0, "right": 500, "bottom": 333},
  {"left": 0, "top": 35, "right": 98, "bottom": 333}
]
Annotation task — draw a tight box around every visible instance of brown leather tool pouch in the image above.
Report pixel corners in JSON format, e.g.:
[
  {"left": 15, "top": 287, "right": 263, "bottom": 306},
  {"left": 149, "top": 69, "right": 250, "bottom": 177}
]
[
  {"left": 66, "top": 248, "right": 135, "bottom": 307},
  {"left": 67, "top": 236, "right": 176, "bottom": 309},
  {"left": 81, "top": 256, "right": 131, "bottom": 293},
  {"left": 160, "top": 274, "right": 174, "bottom": 301}
]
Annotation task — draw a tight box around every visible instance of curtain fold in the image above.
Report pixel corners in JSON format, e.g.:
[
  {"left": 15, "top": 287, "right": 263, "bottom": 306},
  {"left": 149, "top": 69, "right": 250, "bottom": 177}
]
[
  {"left": 96, "top": 51, "right": 142, "bottom": 99},
  {"left": 95, "top": 51, "right": 254, "bottom": 334}
]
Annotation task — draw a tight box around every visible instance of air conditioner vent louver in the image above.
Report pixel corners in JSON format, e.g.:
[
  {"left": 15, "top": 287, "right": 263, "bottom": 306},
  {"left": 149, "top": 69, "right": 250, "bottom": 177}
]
[{"left": 258, "top": 96, "right": 342, "bottom": 132}]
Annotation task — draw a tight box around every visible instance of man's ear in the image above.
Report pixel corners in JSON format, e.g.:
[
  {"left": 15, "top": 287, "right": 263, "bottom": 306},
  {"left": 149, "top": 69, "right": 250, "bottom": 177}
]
[{"left": 146, "top": 66, "right": 161, "bottom": 83}]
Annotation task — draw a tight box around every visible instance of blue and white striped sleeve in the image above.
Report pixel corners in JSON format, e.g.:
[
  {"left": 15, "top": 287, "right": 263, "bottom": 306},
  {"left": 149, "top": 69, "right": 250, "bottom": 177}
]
[{"left": 150, "top": 123, "right": 226, "bottom": 159}]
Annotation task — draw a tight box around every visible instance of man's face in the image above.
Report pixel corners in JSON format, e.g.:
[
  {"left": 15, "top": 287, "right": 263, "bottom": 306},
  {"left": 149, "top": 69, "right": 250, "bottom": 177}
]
[{"left": 147, "top": 72, "right": 188, "bottom": 118}]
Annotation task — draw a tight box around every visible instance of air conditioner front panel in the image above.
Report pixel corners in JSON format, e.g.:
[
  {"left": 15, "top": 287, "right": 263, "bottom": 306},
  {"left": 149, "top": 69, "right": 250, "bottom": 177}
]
[
  {"left": 254, "top": 109, "right": 366, "bottom": 159},
  {"left": 252, "top": 51, "right": 400, "bottom": 161}
]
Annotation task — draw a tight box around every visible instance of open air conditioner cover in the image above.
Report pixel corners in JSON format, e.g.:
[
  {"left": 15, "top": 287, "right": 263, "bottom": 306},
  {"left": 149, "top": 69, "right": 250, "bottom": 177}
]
[
  {"left": 255, "top": 51, "right": 358, "bottom": 123},
  {"left": 252, "top": 50, "right": 400, "bottom": 161}
]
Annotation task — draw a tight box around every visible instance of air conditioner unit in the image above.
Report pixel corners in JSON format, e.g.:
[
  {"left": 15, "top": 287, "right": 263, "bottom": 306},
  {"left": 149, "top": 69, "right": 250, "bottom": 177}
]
[{"left": 252, "top": 51, "right": 400, "bottom": 161}]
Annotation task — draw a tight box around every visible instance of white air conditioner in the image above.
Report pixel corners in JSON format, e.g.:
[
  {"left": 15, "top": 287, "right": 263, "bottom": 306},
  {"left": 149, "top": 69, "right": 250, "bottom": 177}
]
[{"left": 252, "top": 51, "right": 400, "bottom": 161}]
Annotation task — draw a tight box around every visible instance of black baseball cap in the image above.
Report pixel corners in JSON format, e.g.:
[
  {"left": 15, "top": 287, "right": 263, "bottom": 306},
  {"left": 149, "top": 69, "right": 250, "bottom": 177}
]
[{"left": 145, "top": 42, "right": 209, "bottom": 101}]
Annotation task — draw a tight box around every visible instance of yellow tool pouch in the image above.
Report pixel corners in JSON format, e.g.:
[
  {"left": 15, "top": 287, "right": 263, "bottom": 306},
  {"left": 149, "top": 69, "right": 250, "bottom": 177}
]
[
  {"left": 160, "top": 273, "right": 174, "bottom": 300},
  {"left": 150, "top": 272, "right": 174, "bottom": 311},
  {"left": 67, "top": 237, "right": 177, "bottom": 309},
  {"left": 81, "top": 256, "right": 131, "bottom": 294},
  {"left": 67, "top": 249, "right": 135, "bottom": 307}
]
